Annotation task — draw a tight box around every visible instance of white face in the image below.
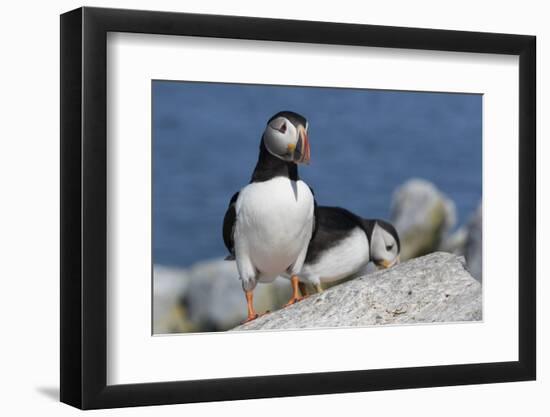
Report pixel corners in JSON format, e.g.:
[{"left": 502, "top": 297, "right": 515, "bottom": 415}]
[
  {"left": 263, "top": 117, "right": 310, "bottom": 164},
  {"left": 370, "top": 223, "right": 400, "bottom": 269}
]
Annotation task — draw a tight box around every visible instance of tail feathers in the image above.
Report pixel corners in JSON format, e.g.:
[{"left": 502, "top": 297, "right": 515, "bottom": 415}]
[{"left": 224, "top": 254, "right": 236, "bottom": 261}]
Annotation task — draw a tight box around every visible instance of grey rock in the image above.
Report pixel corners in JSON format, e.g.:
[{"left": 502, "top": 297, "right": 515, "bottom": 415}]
[
  {"left": 153, "top": 266, "right": 197, "bottom": 334},
  {"left": 181, "top": 259, "right": 291, "bottom": 331},
  {"left": 463, "top": 203, "right": 482, "bottom": 281},
  {"left": 153, "top": 259, "right": 291, "bottom": 333},
  {"left": 232, "top": 252, "right": 481, "bottom": 331},
  {"left": 391, "top": 179, "right": 456, "bottom": 260},
  {"left": 153, "top": 266, "right": 190, "bottom": 330}
]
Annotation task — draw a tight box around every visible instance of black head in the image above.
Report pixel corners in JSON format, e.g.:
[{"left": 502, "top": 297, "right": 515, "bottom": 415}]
[
  {"left": 267, "top": 111, "right": 308, "bottom": 129},
  {"left": 365, "top": 218, "right": 401, "bottom": 269},
  {"left": 262, "top": 111, "right": 310, "bottom": 164},
  {"left": 376, "top": 219, "right": 401, "bottom": 252}
]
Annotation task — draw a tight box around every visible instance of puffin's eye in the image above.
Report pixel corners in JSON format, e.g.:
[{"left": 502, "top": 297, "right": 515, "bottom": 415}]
[
  {"left": 279, "top": 122, "right": 287, "bottom": 133},
  {"left": 386, "top": 244, "right": 393, "bottom": 251}
]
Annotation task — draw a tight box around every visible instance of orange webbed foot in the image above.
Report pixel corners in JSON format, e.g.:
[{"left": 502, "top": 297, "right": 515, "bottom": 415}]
[
  {"left": 283, "top": 296, "right": 306, "bottom": 307},
  {"left": 284, "top": 275, "right": 308, "bottom": 307},
  {"left": 242, "top": 313, "right": 259, "bottom": 324},
  {"left": 242, "top": 310, "right": 270, "bottom": 324}
]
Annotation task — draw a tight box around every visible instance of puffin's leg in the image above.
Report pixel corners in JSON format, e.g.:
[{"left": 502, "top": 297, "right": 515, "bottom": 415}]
[
  {"left": 298, "top": 282, "right": 309, "bottom": 297},
  {"left": 243, "top": 290, "right": 259, "bottom": 323},
  {"left": 284, "top": 275, "right": 306, "bottom": 307}
]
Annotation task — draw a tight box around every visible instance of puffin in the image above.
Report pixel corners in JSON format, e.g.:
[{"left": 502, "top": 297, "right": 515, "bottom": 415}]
[
  {"left": 223, "top": 111, "right": 315, "bottom": 322},
  {"left": 295, "top": 206, "right": 400, "bottom": 294}
]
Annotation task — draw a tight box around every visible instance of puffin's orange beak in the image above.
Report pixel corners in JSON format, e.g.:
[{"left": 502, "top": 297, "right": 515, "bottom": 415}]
[
  {"left": 375, "top": 256, "right": 400, "bottom": 270},
  {"left": 376, "top": 260, "right": 392, "bottom": 269},
  {"left": 294, "top": 125, "right": 310, "bottom": 165}
]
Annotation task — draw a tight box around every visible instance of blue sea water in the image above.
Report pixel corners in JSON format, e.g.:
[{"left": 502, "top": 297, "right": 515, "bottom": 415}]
[{"left": 153, "top": 81, "right": 482, "bottom": 268}]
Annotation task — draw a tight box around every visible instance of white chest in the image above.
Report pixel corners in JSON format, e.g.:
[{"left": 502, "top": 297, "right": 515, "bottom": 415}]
[{"left": 235, "top": 177, "right": 314, "bottom": 275}]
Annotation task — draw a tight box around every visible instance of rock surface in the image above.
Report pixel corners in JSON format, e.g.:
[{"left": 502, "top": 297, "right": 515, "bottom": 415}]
[
  {"left": 391, "top": 179, "right": 456, "bottom": 260},
  {"left": 233, "top": 252, "right": 481, "bottom": 331}
]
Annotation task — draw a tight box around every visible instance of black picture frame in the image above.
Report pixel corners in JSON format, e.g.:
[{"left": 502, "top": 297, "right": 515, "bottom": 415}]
[{"left": 60, "top": 6, "right": 536, "bottom": 410}]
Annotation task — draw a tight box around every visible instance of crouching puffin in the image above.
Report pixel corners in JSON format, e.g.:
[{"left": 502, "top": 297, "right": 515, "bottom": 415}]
[
  {"left": 223, "top": 111, "right": 315, "bottom": 322},
  {"left": 296, "top": 206, "right": 400, "bottom": 294}
]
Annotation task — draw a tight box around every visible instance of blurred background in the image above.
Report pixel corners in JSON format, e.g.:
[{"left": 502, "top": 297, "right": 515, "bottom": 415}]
[{"left": 152, "top": 81, "right": 482, "bottom": 334}]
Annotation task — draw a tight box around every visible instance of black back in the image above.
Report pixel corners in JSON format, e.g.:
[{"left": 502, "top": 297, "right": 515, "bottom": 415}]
[
  {"left": 304, "top": 206, "right": 364, "bottom": 264},
  {"left": 303, "top": 207, "right": 401, "bottom": 265}
]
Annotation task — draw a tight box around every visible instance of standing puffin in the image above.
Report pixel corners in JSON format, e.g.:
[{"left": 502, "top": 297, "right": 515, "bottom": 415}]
[
  {"left": 223, "top": 111, "right": 315, "bottom": 322},
  {"left": 296, "top": 206, "right": 400, "bottom": 294}
]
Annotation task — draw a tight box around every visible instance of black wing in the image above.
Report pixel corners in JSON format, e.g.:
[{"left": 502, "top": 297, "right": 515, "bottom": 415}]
[
  {"left": 308, "top": 185, "right": 318, "bottom": 242},
  {"left": 222, "top": 192, "right": 239, "bottom": 260},
  {"left": 304, "top": 206, "right": 361, "bottom": 264}
]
